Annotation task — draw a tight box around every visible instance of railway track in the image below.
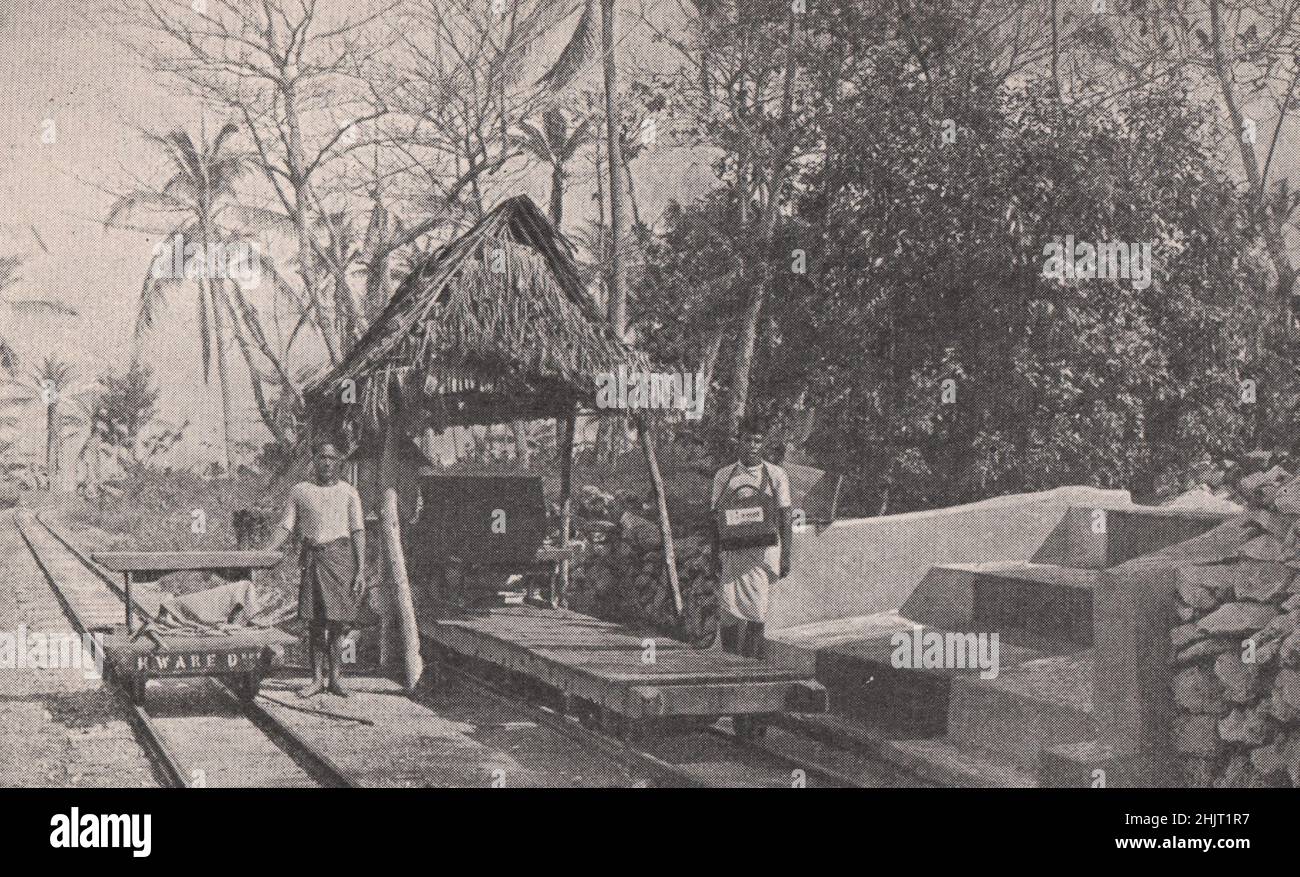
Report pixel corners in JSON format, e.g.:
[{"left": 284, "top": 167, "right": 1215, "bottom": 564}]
[
  {"left": 15, "top": 510, "right": 356, "bottom": 789},
  {"left": 19, "top": 509, "right": 923, "bottom": 788},
  {"left": 426, "top": 646, "right": 921, "bottom": 788}
]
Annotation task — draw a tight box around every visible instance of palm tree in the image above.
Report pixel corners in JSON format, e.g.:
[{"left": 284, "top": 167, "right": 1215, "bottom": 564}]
[
  {"left": 511, "top": 107, "right": 595, "bottom": 227},
  {"left": 539, "top": 0, "right": 631, "bottom": 337},
  {"left": 106, "top": 123, "right": 292, "bottom": 473},
  {"left": 1, "top": 356, "right": 81, "bottom": 490},
  {"left": 1, "top": 254, "right": 80, "bottom": 374}
]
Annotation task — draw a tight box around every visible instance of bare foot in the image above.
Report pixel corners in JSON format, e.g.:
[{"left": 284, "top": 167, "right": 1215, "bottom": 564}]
[
  {"left": 299, "top": 680, "right": 326, "bottom": 698},
  {"left": 327, "top": 679, "right": 350, "bottom": 698}
]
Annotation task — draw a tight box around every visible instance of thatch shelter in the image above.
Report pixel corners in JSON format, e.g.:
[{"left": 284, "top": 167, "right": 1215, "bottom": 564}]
[
  {"left": 306, "top": 194, "right": 649, "bottom": 433},
  {"left": 304, "top": 196, "right": 679, "bottom": 638}
]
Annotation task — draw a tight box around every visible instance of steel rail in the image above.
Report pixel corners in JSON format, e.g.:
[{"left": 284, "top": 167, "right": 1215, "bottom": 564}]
[
  {"left": 14, "top": 510, "right": 190, "bottom": 788},
  {"left": 429, "top": 645, "right": 869, "bottom": 788},
  {"left": 19, "top": 510, "right": 358, "bottom": 789}
]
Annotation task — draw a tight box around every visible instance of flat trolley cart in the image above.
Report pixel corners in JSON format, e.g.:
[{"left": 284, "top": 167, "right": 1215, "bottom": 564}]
[{"left": 90, "top": 551, "right": 297, "bottom": 704}]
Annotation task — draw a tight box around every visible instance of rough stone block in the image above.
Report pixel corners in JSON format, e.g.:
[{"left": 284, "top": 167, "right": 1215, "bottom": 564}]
[
  {"left": 1174, "top": 665, "right": 1227, "bottom": 714},
  {"left": 1234, "top": 561, "right": 1293, "bottom": 602},
  {"left": 1217, "top": 705, "right": 1269, "bottom": 746},
  {"left": 1172, "top": 713, "right": 1221, "bottom": 757},
  {"left": 1197, "top": 602, "right": 1276, "bottom": 636},
  {"left": 1214, "top": 650, "right": 1260, "bottom": 703}
]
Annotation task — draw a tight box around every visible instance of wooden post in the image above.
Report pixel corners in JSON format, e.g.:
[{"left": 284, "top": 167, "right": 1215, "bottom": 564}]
[
  {"left": 381, "top": 487, "right": 424, "bottom": 691},
  {"left": 376, "top": 425, "right": 398, "bottom": 667},
  {"left": 638, "top": 417, "right": 682, "bottom": 615},
  {"left": 556, "top": 407, "right": 577, "bottom": 608}
]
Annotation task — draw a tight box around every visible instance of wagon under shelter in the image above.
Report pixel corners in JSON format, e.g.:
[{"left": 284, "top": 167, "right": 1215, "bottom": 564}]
[{"left": 304, "top": 195, "right": 826, "bottom": 730}]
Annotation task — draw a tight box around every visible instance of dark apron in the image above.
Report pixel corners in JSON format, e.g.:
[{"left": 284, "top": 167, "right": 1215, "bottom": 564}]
[{"left": 299, "top": 538, "right": 359, "bottom": 624}]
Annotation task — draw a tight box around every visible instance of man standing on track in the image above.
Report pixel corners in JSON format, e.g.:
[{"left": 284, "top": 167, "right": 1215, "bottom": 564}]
[
  {"left": 266, "top": 441, "right": 366, "bottom": 698},
  {"left": 710, "top": 416, "right": 793, "bottom": 738}
]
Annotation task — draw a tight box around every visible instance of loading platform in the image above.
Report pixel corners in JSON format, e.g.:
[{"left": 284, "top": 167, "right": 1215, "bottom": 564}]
[{"left": 421, "top": 605, "right": 827, "bottom": 722}]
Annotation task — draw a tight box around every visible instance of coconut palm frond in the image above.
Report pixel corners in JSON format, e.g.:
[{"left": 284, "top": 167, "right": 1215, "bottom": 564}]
[
  {"left": 511, "top": 120, "right": 557, "bottom": 164},
  {"left": 105, "top": 189, "right": 189, "bottom": 229},
  {"left": 4, "top": 298, "right": 80, "bottom": 317},
  {"left": 209, "top": 121, "right": 241, "bottom": 158},
  {"left": 134, "top": 269, "right": 181, "bottom": 338},
  {"left": 220, "top": 204, "right": 294, "bottom": 235},
  {"left": 559, "top": 114, "right": 595, "bottom": 162},
  {"left": 0, "top": 255, "right": 23, "bottom": 292},
  {"left": 0, "top": 338, "right": 16, "bottom": 376},
  {"left": 538, "top": 0, "right": 600, "bottom": 91}
]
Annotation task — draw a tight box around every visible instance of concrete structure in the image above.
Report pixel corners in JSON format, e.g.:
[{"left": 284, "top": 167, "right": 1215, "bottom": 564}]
[{"left": 765, "top": 487, "right": 1232, "bottom": 786}]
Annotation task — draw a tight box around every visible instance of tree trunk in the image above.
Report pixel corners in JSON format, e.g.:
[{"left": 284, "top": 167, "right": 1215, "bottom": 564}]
[
  {"left": 601, "top": 0, "right": 629, "bottom": 338},
  {"left": 220, "top": 284, "right": 292, "bottom": 448},
  {"left": 281, "top": 79, "right": 340, "bottom": 365},
  {"left": 199, "top": 220, "right": 237, "bottom": 476},
  {"left": 362, "top": 200, "right": 394, "bottom": 323},
  {"left": 512, "top": 420, "right": 532, "bottom": 469},
  {"left": 722, "top": 9, "right": 799, "bottom": 437},
  {"left": 1208, "top": 0, "right": 1297, "bottom": 333},
  {"left": 45, "top": 401, "right": 56, "bottom": 489},
  {"left": 550, "top": 162, "right": 565, "bottom": 227}
]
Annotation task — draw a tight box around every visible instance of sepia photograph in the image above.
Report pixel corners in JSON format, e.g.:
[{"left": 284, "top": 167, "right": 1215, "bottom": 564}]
[{"left": 0, "top": 0, "right": 1293, "bottom": 853}]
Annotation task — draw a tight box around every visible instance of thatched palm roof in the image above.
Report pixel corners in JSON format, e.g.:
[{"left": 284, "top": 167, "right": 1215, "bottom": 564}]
[{"left": 307, "top": 195, "right": 650, "bottom": 430}]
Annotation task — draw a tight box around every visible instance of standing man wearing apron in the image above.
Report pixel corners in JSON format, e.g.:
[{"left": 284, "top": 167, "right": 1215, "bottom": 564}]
[
  {"left": 711, "top": 416, "right": 792, "bottom": 737},
  {"left": 266, "top": 441, "right": 367, "bottom": 698}
]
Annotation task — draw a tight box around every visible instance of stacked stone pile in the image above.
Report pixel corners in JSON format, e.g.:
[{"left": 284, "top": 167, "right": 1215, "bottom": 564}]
[
  {"left": 1170, "top": 463, "right": 1300, "bottom": 787},
  {"left": 1157, "top": 453, "right": 1256, "bottom": 513},
  {"left": 565, "top": 486, "right": 719, "bottom": 647}
]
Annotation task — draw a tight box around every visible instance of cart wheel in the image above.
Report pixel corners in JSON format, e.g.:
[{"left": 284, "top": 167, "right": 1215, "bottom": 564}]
[
  {"left": 240, "top": 673, "right": 261, "bottom": 701},
  {"left": 734, "top": 716, "right": 768, "bottom": 743}
]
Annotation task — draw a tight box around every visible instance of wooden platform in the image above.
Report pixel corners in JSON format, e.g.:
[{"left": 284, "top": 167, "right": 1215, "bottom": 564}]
[
  {"left": 421, "top": 605, "right": 827, "bottom": 720},
  {"left": 92, "top": 551, "right": 283, "bottom": 574}
]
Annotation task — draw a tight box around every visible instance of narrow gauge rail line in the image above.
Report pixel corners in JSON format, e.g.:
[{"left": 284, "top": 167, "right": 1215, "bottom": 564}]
[
  {"left": 26, "top": 509, "right": 918, "bottom": 788},
  {"left": 15, "top": 510, "right": 356, "bottom": 789},
  {"left": 427, "top": 645, "right": 903, "bottom": 788}
]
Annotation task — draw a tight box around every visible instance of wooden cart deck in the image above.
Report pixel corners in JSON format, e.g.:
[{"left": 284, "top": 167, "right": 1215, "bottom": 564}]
[{"left": 421, "top": 605, "right": 827, "bottom": 720}]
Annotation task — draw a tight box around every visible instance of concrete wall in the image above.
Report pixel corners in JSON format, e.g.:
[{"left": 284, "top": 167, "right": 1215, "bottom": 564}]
[
  {"left": 768, "top": 485, "right": 1131, "bottom": 631},
  {"left": 1092, "top": 517, "right": 1255, "bottom": 786}
]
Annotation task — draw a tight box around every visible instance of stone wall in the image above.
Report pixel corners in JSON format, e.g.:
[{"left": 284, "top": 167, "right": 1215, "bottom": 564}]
[
  {"left": 1168, "top": 464, "right": 1300, "bottom": 787},
  {"left": 566, "top": 512, "right": 720, "bottom": 648}
]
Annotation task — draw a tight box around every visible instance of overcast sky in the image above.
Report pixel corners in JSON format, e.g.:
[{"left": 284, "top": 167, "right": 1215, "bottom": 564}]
[
  {"left": 0, "top": 0, "right": 236, "bottom": 470},
  {"left": 0, "top": 1, "right": 717, "bottom": 475}
]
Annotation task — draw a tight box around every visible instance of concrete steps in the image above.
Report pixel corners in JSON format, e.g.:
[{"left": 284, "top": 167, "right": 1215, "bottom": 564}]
[
  {"left": 1031, "top": 504, "right": 1229, "bottom": 570},
  {"left": 946, "top": 652, "right": 1095, "bottom": 771},
  {"left": 777, "top": 711, "right": 1038, "bottom": 788},
  {"left": 768, "top": 502, "right": 1230, "bottom": 786}
]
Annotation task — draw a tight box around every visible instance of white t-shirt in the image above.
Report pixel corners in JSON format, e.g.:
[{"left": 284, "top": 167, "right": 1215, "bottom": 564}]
[{"left": 281, "top": 480, "right": 365, "bottom": 545}]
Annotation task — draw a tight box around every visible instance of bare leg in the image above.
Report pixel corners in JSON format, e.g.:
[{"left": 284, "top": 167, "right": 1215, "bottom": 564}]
[
  {"left": 299, "top": 625, "right": 326, "bottom": 697},
  {"left": 327, "top": 625, "right": 350, "bottom": 697}
]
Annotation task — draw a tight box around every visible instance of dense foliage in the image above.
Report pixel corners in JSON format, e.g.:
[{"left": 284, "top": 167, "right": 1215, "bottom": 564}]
[{"left": 636, "top": 19, "right": 1281, "bottom": 513}]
